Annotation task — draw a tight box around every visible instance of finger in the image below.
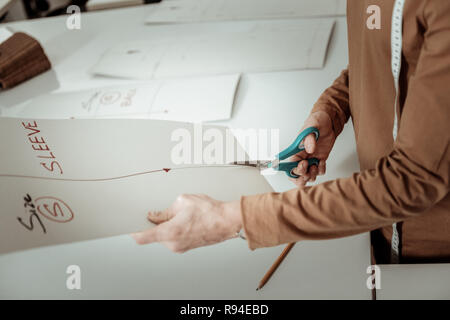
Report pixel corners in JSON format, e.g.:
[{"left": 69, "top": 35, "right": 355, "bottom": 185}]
[
  {"left": 303, "top": 133, "right": 317, "bottom": 154},
  {"left": 318, "top": 160, "right": 326, "bottom": 176},
  {"left": 290, "top": 176, "right": 306, "bottom": 188},
  {"left": 289, "top": 150, "right": 308, "bottom": 162},
  {"left": 147, "top": 207, "right": 175, "bottom": 224},
  {"left": 309, "top": 165, "right": 319, "bottom": 182},
  {"left": 298, "top": 175, "right": 309, "bottom": 188},
  {"left": 131, "top": 223, "right": 171, "bottom": 245},
  {"left": 294, "top": 160, "right": 310, "bottom": 177}
]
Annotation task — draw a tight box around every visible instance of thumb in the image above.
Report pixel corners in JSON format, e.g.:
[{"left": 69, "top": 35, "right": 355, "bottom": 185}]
[
  {"left": 303, "top": 133, "right": 317, "bottom": 154},
  {"left": 147, "top": 207, "right": 175, "bottom": 224}
]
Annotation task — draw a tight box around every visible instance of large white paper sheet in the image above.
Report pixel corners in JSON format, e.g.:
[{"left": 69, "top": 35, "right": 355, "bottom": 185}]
[
  {"left": 91, "top": 19, "right": 335, "bottom": 79},
  {"left": 2, "top": 74, "right": 241, "bottom": 122},
  {"left": 0, "top": 118, "right": 273, "bottom": 254},
  {"left": 146, "top": 0, "right": 346, "bottom": 24}
]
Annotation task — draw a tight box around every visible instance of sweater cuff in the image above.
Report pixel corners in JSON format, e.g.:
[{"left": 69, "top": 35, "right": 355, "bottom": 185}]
[{"left": 240, "top": 193, "right": 283, "bottom": 250}]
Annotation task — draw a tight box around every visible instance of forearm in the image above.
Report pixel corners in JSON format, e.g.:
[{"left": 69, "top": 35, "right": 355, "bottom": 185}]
[
  {"left": 222, "top": 200, "right": 243, "bottom": 236},
  {"left": 240, "top": 149, "right": 449, "bottom": 250},
  {"left": 311, "top": 68, "right": 351, "bottom": 137}
]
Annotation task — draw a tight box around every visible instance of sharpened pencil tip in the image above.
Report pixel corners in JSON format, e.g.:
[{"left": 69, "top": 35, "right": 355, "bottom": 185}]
[{"left": 256, "top": 287, "right": 260, "bottom": 291}]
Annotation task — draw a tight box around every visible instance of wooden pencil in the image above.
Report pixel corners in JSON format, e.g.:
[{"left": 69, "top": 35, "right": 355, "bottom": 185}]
[{"left": 256, "top": 242, "right": 296, "bottom": 291}]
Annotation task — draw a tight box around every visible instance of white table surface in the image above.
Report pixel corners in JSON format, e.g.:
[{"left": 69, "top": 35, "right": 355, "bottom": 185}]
[
  {"left": 0, "top": 6, "right": 373, "bottom": 299},
  {"left": 376, "top": 264, "right": 450, "bottom": 300}
]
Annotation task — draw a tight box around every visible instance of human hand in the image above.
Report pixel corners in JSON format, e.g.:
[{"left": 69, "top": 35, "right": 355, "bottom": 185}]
[
  {"left": 290, "top": 111, "right": 336, "bottom": 187},
  {"left": 131, "top": 195, "right": 242, "bottom": 253}
]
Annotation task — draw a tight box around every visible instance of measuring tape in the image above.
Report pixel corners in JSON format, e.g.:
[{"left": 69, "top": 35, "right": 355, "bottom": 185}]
[{"left": 390, "top": 0, "right": 405, "bottom": 264}]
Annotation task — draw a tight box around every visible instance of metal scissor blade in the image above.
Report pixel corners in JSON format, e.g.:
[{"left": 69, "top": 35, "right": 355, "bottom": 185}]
[
  {"left": 228, "top": 160, "right": 272, "bottom": 170},
  {"left": 268, "top": 159, "right": 280, "bottom": 170}
]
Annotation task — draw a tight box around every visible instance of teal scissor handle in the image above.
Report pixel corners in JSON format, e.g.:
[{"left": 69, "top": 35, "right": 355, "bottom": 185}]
[
  {"left": 276, "top": 127, "right": 320, "bottom": 160},
  {"left": 275, "top": 127, "right": 320, "bottom": 179},
  {"left": 278, "top": 158, "right": 320, "bottom": 179}
]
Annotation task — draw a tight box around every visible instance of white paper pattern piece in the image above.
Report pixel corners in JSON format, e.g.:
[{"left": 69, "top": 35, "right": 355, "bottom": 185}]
[
  {"left": 91, "top": 19, "right": 335, "bottom": 79},
  {"left": 0, "top": 118, "right": 273, "bottom": 254},
  {"left": 2, "top": 74, "right": 240, "bottom": 122},
  {"left": 146, "top": 0, "right": 346, "bottom": 24},
  {"left": 86, "top": 0, "right": 144, "bottom": 11}
]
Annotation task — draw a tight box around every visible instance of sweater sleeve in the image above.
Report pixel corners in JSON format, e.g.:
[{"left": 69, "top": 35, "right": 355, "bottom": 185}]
[
  {"left": 240, "top": 1, "right": 450, "bottom": 250},
  {"left": 310, "top": 68, "right": 351, "bottom": 137}
]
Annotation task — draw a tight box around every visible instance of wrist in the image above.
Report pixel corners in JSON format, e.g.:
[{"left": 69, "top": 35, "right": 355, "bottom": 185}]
[
  {"left": 310, "top": 110, "right": 332, "bottom": 123},
  {"left": 222, "top": 200, "right": 243, "bottom": 235}
]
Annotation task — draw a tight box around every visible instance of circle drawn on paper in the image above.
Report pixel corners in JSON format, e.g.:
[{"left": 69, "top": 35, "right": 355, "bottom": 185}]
[
  {"left": 36, "top": 197, "right": 74, "bottom": 223},
  {"left": 99, "top": 91, "right": 121, "bottom": 105}
]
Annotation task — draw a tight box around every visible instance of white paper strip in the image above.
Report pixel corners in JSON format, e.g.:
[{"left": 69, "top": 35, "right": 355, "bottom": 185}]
[
  {"left": 0, "top": 118, "right": 273, "bottom": 254},
  {"left": 146, "top": 0, "right": 346, "bottom": 24},
  {"left": 86, "top": 0, "right": 144, "bottom": 11},
  {"left": 91, "top": 19, "right": 335, "bottom": 79},
  {"left": 2, "top": 74, "right": 241, "bottom": 122}
]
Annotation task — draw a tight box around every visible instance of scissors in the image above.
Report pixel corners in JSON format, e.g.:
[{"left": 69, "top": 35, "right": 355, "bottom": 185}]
[{"left": 231, "top": 127, "right": 320, "bottom": 179}]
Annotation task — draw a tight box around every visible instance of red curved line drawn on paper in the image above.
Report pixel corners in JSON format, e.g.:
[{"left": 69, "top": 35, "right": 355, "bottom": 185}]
[{"left": 0, "top": 165, "right": 248, "bottom": 182}]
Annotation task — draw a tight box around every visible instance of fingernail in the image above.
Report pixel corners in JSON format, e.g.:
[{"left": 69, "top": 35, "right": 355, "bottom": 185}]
[{"left": 148, "top": 211, "right": 160, "bottom": 217}]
